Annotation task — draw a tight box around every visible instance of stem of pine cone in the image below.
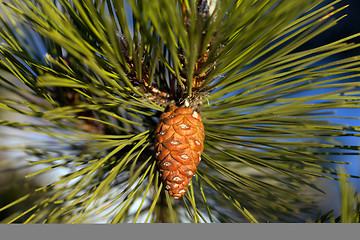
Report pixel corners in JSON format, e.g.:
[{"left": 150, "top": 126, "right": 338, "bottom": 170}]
[{"left": 170, "top": 76, "right": 176, "bottom": 100}]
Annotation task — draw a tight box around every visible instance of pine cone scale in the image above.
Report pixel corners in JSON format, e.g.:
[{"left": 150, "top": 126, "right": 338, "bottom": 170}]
[
  {"left": 155, "top": 106, "right": 204, "bottom": 198},
  {"left": 161, "top": 115, "right": 184, "bottom": 125},
  {"left": 173, "top": 120, "right": 197, "bottom": 135}
]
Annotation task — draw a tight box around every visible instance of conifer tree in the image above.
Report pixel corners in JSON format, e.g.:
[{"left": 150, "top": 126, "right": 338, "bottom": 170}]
[{"left": 0, "top": 0, "right": 360, "bottom": 223}]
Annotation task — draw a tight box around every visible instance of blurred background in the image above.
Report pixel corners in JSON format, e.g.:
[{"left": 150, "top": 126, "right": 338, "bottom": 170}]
[{"left": 1, "top": 0, "right": 360, "bottom": 222}]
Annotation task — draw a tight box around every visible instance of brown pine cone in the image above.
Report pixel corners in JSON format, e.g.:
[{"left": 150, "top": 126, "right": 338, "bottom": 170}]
[{"left": 154, "top": 106, "right": 205, "bottom": 199}]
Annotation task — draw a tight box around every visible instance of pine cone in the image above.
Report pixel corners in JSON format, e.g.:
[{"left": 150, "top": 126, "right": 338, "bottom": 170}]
[{"left": 154, "top": 106, "right": 205, "bottom": 199}]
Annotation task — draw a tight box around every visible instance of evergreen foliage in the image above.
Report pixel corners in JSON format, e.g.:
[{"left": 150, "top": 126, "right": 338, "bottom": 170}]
[{"left": 0, "top": 0, "right": 359, "bottom": 222}]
